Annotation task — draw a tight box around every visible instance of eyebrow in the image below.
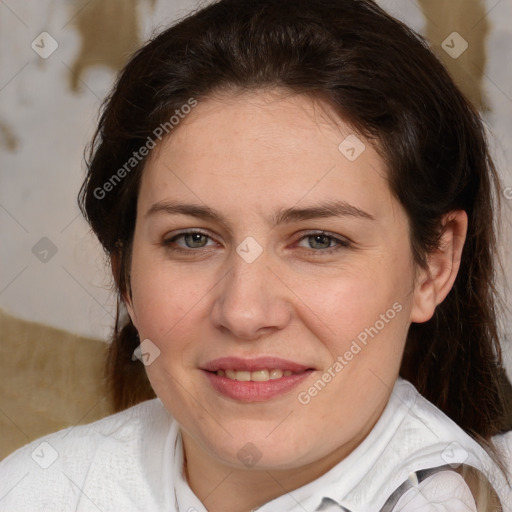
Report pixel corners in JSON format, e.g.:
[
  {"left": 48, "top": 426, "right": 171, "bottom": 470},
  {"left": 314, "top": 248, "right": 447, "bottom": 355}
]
[{"left": 146, "top": 199, "right": 375, "bottom": 228}]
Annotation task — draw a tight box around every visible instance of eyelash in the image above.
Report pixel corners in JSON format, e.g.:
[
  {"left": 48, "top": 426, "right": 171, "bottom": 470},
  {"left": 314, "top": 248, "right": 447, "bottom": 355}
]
[{"left": 162, "top": 229, "right": 351, "bottom": 256}]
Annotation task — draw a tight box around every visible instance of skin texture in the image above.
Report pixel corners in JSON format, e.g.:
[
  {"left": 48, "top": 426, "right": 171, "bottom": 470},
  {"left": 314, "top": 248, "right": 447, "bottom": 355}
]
[{"left": 125, "top": 90, "right": 467, "bottom": 512}]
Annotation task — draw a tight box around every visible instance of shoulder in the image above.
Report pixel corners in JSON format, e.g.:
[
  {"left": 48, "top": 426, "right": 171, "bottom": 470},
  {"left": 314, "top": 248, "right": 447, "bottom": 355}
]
[
  {"left": 391, "top": 379, "right": 500, "bottom": 460},
  {"left": 392, "top": 471, "right": 477, "bottom": 511},
  {"left": 492, "top": 429, "right": 512, "bottom": 478},
  {"left": 0, "top": 398, "right": 175, "bottom": 511},
  {"left": 1, "top": 398, "right": 170, "bottom": 468},
  {"left": 367, "top": 379, "right": 512, "bottom": 509}
]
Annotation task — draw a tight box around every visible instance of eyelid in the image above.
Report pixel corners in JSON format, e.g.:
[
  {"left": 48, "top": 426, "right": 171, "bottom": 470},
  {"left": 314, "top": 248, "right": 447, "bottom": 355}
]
[
  {"left": 165, "top": 228, "right": 212, "bottom": 239},
  {"left": 297, "top": 229, "right": 352, "bottom": 244}
]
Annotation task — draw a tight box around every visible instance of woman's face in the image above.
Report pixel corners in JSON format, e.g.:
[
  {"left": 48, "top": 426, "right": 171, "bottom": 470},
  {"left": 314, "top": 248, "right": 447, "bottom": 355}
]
[{"left": 126, "top": 90, "right": 427, "bottom": 472}]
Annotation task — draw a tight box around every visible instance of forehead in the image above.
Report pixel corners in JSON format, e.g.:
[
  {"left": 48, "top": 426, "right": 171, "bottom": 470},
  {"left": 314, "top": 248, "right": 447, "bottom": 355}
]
[
  {"left": 164, "top": 89, "right": 359, "bottom": 163},
  {"left": 139, "top": 90, "right": 395, "bottom": 222}
]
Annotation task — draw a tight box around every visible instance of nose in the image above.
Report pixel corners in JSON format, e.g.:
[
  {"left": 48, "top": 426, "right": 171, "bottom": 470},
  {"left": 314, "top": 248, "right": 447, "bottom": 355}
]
[{"left": 211, "top": 249, "right": 292, "bottom": 341}]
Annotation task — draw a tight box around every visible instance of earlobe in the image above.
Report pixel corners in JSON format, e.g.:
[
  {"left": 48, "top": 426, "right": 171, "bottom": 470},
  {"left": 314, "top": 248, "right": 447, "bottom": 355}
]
[
  {"left": 111, "top": 252, "right": 138, "bottom": 329},
  {"left": 410, "top": 210, "right": 468, "bottom": 323},
  {"left": 125, "top": 297, "right": 138, "bottom": 330}
]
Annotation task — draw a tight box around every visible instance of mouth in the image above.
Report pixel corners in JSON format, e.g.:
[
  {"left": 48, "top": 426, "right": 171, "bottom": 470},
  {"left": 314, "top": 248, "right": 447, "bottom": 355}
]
[{"left": 201, "top": 357, "right": 314, "bottom": 402}]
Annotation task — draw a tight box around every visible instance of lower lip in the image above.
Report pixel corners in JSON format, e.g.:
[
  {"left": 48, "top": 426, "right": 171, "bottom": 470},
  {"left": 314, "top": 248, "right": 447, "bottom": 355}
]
[{"left": 203, "top": 370, "right": 313, "bottom": 402}]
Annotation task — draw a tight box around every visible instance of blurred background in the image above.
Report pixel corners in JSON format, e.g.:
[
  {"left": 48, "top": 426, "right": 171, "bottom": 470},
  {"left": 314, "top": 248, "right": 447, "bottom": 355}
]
[{"left": 1, "top": 0, "right": 511, "bottom": 458}]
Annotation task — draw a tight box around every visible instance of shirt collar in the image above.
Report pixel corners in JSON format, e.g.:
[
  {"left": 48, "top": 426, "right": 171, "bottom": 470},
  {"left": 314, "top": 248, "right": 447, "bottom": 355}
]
[{"left": 172, "top": 423, "right": 208, "bottom": 512}]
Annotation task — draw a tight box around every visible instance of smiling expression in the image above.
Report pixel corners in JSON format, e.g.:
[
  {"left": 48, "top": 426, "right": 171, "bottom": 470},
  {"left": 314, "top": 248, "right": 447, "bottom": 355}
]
[{"left": 125, "top": 89, "right": 426, "bottom": 472}]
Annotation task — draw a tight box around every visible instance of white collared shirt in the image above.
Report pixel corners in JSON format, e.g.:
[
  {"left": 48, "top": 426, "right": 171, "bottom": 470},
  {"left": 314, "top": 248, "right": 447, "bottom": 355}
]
[{"left": 0, "top": 378, "right": 510, "bottom": 511}]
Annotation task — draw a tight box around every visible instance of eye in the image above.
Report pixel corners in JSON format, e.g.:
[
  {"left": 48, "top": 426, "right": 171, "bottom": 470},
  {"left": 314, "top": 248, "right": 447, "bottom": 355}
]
[
  {"left": 163, "top": 230, "right": 217, "bottom": 251},
  {"left": 162, "top": 229, "right": 351, "bottom": 256},
  {"left": 296, "top": 231, "right": 351, "bottom": 254}
]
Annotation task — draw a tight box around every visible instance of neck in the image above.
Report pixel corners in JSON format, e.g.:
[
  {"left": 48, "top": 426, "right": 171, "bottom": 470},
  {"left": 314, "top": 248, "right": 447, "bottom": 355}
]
[{"left": 180, "top": 432, "right": 363, "bottom": 512}]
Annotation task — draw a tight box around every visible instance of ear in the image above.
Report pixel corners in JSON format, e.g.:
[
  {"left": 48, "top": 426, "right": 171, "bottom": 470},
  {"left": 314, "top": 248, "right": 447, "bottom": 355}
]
[
  {"left": 111, "top": 252, "right": 138, "bottom": 329},
  {"left": 410, "top": 210, "right": 468, "bottom": 323}
]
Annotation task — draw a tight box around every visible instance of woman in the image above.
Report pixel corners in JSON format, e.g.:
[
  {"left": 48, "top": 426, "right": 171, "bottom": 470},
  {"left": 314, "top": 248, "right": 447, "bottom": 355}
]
[{"left": 1, "top": 0, "right": 511, "bottom": 510}]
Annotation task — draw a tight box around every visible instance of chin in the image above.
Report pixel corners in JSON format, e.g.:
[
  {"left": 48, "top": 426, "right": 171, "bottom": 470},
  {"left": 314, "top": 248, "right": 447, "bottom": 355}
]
[{"left": 202, "top": 433, "right": 312, "bottom": 471}]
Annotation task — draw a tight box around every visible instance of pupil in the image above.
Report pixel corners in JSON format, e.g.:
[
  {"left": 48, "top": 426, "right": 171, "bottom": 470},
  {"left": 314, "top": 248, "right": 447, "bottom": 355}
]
[
  {"left": 186, "top": 233, "right": 205, "bottom": 248},
  {"left": 312, "top": 235, "right": 330, "bottom": 249}
]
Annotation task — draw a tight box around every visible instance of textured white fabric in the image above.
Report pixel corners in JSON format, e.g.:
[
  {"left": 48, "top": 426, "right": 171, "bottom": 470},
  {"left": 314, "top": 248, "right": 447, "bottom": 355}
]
[
  {"left": 0, "top": 378, "right": 509, "bottom": 511},
  {"left": 392, "top": 472, "right": 477, "bottom": 511}
]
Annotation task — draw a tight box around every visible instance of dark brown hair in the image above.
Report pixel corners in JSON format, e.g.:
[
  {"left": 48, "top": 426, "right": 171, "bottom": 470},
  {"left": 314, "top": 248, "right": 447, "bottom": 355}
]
[{"left": 79, "top": 0, "right": 511, "bottom": 441}]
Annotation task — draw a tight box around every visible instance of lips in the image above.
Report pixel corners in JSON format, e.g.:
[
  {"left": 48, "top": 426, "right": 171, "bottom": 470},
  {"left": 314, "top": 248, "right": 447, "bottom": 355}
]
[
  {"left": 201, "top": 357, "right": 314, "bottom": 402},
  {"left": 202, "top": 356, "right": 311, "bottom": 373}
]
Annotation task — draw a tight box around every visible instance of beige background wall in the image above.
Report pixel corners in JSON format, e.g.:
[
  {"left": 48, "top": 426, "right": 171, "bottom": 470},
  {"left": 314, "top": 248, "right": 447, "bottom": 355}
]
[{"left": 1, "top": 0, "right": 512, "bottom": 459}]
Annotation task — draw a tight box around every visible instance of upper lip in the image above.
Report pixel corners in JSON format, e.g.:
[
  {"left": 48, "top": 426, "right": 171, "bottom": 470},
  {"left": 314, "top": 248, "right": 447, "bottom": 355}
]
[{"left": 201, "top": 357, "right": 312, "bottom": 372}]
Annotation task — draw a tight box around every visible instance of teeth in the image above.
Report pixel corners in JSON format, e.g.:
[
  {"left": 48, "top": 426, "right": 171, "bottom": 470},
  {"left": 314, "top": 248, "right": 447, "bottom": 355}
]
[
  {"left": 216, "top": 368, "right": 297, "bottom": 381},
  {"left": 269, "top": 369, "right": 283, "bottom": 379},
  {"left": 251, "top": 370, "right": 269, "bottom": 381}
]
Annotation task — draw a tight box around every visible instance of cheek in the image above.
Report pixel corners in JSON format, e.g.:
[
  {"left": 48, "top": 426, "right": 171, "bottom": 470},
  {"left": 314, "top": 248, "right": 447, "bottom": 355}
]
[
  {"left": 295, "top": 262, "right": 412, "bottom": 335},
  {"left": 289, "top": 260, "right": 414, "bottom": 377},
  {"left": 128, "top": 255, "right": 207, "bottom": 396},
  {"left": 128, "top": 247, "right": 206, "bottom": 342}
]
